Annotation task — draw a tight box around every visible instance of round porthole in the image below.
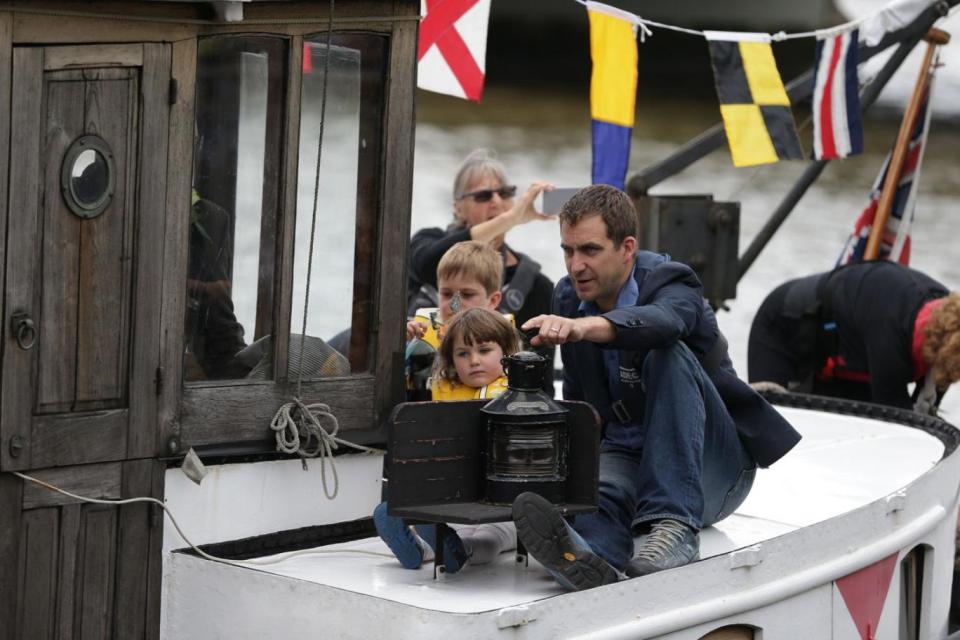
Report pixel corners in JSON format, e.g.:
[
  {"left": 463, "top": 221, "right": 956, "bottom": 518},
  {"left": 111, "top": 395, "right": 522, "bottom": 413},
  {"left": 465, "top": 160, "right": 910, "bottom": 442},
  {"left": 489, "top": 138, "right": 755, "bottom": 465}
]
[{"left": 60, "top": 135, "right": 115, "bottom": 219}]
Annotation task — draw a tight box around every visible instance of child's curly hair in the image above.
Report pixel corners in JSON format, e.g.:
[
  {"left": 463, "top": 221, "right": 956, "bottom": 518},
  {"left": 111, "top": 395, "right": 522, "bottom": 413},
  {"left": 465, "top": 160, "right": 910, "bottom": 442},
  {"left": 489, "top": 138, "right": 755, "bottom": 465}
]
[
  {"left": 434, "top": 308, "right": 520, "bottom": 382},
  {"left": 923, "top": 293, "right": 960, "bottom": 388}
]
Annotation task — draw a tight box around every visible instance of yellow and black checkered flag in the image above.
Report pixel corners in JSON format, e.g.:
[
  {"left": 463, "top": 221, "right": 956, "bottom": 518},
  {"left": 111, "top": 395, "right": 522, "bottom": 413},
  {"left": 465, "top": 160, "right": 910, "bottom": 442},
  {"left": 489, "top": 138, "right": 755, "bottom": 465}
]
[{"left": 705, "top": 31, "right": 803, "bottom": 167}]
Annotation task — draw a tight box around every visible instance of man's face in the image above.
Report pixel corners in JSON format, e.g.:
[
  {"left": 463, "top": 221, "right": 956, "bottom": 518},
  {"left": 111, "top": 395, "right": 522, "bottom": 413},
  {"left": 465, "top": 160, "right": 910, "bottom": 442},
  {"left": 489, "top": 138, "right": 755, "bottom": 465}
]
[
  {"left": 437, "top": 274, "right": 501, "bottom": 322},
  {"left": 560, "top": 214, "right": 636, "bottom": 311}
]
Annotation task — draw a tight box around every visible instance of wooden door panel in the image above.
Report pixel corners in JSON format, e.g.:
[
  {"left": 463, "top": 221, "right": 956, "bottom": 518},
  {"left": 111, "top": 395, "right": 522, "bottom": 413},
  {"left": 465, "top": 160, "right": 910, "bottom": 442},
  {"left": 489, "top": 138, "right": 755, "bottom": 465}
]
[
  {"left": 76, "top": 69, "right": 138, "bottom": 409},
  {"left": 3, "top": 460, "right": 162, "bottom": 640},
  {"left": 17, "top": 508, "right": 60, "bottom": 639},
  {"left": 37, "top": 75, "right": 84, "bottom": 413},
  {"left": 76, "top": 506, "right": 119, "bottom": 639}
]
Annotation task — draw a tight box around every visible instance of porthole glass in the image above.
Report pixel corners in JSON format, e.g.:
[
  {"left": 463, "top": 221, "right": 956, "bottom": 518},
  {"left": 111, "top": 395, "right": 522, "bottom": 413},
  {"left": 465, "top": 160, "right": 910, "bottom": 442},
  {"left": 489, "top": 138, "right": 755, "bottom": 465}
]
[{"left": 61, "top": 135, "right": 115, "bottom": 219}]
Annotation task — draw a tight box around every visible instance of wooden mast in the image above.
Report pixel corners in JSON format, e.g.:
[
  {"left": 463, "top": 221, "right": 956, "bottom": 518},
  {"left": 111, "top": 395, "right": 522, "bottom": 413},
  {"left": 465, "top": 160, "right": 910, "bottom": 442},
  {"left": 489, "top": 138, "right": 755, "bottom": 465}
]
[{"left": 863, "top": 27, "right": 950, "bottom": 261}]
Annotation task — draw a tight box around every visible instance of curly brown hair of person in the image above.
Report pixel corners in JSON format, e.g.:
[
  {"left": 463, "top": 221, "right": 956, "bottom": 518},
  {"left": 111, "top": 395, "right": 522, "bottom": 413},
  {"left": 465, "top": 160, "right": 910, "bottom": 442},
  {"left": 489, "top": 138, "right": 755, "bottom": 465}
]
[{"left": 923, "top": 293, "right": 960, "bottom": 388}]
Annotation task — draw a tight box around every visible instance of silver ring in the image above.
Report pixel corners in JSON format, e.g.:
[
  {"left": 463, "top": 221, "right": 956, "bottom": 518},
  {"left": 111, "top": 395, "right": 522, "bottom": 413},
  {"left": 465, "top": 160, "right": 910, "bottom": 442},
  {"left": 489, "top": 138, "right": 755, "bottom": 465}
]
[{"left": 550, "top": 327, "right": 560, "bottom": 333}]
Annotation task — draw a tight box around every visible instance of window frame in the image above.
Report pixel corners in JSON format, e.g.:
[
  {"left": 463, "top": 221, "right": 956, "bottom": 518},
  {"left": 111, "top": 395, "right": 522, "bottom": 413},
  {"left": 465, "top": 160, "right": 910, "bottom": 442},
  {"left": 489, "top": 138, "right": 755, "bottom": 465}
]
[{"left": 174, "top": 23, "right": 414, "bottom": 454}]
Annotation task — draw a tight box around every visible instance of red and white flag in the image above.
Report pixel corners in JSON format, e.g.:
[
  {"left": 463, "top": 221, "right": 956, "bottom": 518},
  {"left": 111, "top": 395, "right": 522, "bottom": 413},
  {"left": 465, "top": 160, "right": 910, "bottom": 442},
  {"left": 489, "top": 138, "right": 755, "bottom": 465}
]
[
  {"left": 812, "top": 28, "right": 863, "bottom": 160},
  {"left": 417, "top": 0, "right": 491, "bottom": 101}
]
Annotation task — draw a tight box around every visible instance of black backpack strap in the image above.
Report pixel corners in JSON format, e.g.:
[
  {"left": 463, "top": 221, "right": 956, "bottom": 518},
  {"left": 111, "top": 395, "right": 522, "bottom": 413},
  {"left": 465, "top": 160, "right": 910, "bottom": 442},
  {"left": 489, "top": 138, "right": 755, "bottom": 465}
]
[{"left": 499, "top": 253, "right": 541, "bottom": 314}]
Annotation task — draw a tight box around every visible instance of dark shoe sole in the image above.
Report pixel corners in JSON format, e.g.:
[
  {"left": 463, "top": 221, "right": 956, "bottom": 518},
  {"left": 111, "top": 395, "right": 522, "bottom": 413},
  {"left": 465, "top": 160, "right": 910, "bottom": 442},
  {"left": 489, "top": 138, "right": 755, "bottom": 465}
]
[{"left": 512, "top": 492, "right": 617, "bottom": 591}]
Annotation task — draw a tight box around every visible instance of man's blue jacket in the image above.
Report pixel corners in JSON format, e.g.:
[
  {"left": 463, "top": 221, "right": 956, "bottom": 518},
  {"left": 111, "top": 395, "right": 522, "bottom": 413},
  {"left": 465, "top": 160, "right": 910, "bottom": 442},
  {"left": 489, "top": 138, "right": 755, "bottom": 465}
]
[{"left": 555, "top": 251, "right": 801, "bottom": 468}]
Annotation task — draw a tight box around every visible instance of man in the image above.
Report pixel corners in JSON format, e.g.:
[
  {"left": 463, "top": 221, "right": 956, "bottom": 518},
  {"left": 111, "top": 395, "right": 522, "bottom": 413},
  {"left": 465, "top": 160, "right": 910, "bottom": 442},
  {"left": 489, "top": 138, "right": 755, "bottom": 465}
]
[
  {"left": 514, "top": 184, "right": 801, "bottom": 590},
  {"left": 748, "top": 261, "right": 960, "bottom": 413}
]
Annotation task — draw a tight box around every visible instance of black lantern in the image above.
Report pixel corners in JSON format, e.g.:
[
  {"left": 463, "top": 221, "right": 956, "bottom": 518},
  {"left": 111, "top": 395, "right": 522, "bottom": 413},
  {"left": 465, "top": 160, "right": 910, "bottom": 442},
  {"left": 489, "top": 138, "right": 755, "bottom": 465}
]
[{"left": 481, "top": 351, "right": 569, "bottom": 504}]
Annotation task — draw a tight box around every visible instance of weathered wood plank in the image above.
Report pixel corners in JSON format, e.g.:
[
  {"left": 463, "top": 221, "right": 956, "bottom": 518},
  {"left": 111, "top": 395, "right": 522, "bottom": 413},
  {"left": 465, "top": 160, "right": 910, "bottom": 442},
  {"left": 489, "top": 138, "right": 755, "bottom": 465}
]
[
  {"left": 36, "top": 75, "right": 83, "bottom": 413},
  {"left": 113, "top": 460, "right": 155, "bottom": 639},
  {"left": 158, "top": 38, "right": 197, "bottom": 456},
  {"left": 76, "top": 69, "right": 137, "bottom": 407},
  {"left": 144, "top": 461, "right": 165, "bottom": 640},
  {"left": 21, "top": 461, "right": 123, "bottom": 509},
  {"left": 180, "top": 377, "right": 375, "bottom": 447},
  {"left": 274, "top": 36, "right": 302, "bottom": 382},
  {"left": 0, "top": 472, "right": 22, "bottom": 640},
  {"left": 127, "top": 43, "right": 170, "bottom": 459},
  {"left": 12, "top": 9, "right": 196, "bottom": 45},
  {"left": 43, "top": 43, "right": 143, "bottom": 70},
  {"left": 74, "top": 505, "right": 117, "bottom": 639},
  {"left": 374, "top": 16, "right": 418, "bottom": 428},
  {"left": 31, "top": 410, "right": 128, "bottom": 469},
  {"left": 55, "top": 503, "right": 81, "bottom": 640},
  {"left": 17, "top": 508, "right": 60, "bottom": 639},
  {"left": 0, "top": 13, "right": 12, "bottom": 429},
  {"left": 1, "top": 47, "right": 44, "bottom": 471}
]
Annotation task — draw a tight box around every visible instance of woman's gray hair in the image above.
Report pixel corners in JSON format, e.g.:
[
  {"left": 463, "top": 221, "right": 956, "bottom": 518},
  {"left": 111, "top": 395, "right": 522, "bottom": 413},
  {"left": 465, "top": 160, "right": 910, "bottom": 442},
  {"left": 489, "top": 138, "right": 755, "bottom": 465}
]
[{"left": 452, "top": 148, "right": 509, "bottom": 200}]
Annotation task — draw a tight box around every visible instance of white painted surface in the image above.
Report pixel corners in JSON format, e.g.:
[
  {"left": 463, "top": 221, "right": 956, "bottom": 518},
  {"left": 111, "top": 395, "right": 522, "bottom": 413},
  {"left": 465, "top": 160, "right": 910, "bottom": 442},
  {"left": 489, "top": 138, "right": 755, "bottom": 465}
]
[
  {"left": 162, "top": 453, "right": 383, "bottom": 553},
  {"left": 162, "top": 407, "right": 959, "bottom": 639}
]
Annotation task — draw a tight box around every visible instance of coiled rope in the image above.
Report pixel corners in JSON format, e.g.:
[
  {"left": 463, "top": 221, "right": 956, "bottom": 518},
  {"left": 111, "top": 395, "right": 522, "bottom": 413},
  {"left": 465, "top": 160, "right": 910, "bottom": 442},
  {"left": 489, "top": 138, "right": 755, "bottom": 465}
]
[{"left": 270, "top": 0, "right": 384, "bottom": 498}]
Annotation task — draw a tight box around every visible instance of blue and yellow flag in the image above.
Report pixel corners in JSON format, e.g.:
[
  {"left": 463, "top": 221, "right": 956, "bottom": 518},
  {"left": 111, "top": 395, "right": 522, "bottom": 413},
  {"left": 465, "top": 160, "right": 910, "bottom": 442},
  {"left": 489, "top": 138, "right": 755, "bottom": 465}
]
[
  {"left": 705, "top": 31, "right": 803, "bottom": 168},
  {"left": 588, "top": 1, "right": 638, "bottom": 190}
]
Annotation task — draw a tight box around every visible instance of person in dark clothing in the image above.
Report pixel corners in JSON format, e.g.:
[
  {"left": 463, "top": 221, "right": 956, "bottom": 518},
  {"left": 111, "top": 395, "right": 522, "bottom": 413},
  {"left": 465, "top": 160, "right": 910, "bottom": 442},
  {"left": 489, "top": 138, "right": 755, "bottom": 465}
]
[
  {"left": 748, "top": 261, "right": 960, "bottom": 412},
  {"left": 408, "top": 148, "right": 557, "bottom": 392},
  {"left": 185, "top": 194, "right": 248, "bottom": 380},
  {"left": 510, "top": 185, "right": 800, "bottom": 591}
]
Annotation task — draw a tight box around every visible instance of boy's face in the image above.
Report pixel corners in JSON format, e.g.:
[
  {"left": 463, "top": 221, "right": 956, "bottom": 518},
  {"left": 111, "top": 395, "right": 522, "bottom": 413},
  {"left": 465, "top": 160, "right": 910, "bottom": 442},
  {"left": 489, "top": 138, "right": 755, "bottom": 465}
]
[{"left": 437, "top": 274, "right": 501, "bottom": 322}]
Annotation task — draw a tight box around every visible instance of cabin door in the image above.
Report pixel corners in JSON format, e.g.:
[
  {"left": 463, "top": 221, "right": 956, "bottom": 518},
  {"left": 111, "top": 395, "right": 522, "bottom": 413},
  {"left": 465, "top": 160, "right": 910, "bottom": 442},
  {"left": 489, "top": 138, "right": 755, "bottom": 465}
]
[{"left": 0, "top": 44, "right": 170, "bottom": 639}]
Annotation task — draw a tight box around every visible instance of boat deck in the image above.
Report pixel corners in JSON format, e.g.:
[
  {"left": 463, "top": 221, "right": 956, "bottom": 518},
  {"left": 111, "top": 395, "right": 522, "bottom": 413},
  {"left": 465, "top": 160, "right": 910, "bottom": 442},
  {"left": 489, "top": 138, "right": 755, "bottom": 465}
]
[{"left": 228, "top": 407, "right": 946, "bottom": 614}]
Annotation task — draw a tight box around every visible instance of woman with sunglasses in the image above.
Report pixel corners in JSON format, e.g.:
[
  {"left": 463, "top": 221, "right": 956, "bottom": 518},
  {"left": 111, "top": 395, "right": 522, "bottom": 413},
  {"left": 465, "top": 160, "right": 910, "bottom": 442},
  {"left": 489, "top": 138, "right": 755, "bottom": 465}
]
[{"left": 407, "top": 148, "right": 557, "bottom": 391}]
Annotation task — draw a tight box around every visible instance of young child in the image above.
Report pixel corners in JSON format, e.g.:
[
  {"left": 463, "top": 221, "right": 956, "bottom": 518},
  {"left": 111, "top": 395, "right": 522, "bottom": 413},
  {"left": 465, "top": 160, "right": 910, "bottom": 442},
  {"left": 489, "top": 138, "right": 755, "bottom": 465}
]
[
  {"left": 376, "top": 307, "right": 521, "bottom": 572},
  {"left": 405, "top": 241, "right": 507, "bottom": 397}
]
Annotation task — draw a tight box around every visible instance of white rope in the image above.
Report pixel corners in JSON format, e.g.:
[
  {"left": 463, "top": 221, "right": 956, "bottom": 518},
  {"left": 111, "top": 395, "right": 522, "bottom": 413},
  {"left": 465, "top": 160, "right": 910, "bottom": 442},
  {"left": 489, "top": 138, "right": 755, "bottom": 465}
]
[
  {"left": 10, "top": 471, "right": 393, "bottom": 570},
  {"left": 574, "top": 0, "right": 950, "bottom": 42},
  {"left": 270, "top": 397, "right": 385, "bottom": 500}
]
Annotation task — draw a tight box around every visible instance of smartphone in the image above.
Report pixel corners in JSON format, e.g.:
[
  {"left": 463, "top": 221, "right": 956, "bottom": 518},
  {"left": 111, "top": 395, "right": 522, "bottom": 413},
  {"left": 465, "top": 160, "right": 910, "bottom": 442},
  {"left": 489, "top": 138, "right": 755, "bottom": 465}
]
[{"left": 541, "top": 187, "right": 580, "bottom": 216}]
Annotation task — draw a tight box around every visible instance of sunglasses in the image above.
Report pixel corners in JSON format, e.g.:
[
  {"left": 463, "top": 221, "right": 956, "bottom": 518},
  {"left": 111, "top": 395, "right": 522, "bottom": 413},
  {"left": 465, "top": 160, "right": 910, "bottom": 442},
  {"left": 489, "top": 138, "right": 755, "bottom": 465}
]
[{"left": 458, "top": 185, "right": 517, "bottom": 203}]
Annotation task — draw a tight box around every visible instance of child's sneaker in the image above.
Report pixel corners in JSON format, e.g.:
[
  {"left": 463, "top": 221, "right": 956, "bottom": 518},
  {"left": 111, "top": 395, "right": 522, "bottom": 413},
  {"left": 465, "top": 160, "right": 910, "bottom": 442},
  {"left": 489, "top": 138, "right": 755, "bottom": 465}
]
[
  {"left": 414, "top": 524, "right": 471, "bottom": 574},
  {"left": 373, "top": 502, "right": 424, "bottom": 569}
]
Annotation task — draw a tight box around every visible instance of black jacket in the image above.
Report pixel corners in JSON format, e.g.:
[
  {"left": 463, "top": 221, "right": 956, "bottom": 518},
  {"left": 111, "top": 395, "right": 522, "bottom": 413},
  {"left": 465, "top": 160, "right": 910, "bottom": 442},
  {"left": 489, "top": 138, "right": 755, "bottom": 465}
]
[
  {"left": 822, "top": 262, "right": 947, "bottom": 407},
  {"left": 556, "top": 251, "right": 801, "bottom": 468}
]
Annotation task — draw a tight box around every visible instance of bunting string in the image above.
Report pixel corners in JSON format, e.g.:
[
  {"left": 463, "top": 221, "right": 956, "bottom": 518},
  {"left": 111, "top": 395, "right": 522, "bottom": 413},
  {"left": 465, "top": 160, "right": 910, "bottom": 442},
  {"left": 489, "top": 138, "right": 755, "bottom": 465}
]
[{"left": 575, "top": 0, "right": 956, "bottom": 43}]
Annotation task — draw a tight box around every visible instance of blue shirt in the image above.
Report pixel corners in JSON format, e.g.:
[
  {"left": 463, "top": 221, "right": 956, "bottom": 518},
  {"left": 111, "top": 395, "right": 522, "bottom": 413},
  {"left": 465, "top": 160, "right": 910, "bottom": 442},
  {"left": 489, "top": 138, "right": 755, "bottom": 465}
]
[{"left": 578, "top": 263, "right": 645, "bottom": 450}]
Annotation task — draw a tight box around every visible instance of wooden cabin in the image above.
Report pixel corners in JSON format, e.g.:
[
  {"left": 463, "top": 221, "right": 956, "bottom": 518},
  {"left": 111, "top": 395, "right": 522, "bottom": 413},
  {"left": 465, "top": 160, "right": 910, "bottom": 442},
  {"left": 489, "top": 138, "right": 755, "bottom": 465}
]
[{"left": 0, "top": 2, "right": 417, "bottom": 637}]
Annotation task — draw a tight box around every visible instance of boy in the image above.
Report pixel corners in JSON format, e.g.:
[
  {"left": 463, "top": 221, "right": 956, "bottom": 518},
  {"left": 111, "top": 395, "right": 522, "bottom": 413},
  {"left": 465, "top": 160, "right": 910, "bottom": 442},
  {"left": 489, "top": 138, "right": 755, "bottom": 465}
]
[{"left": 405, "top": 241, "right": 505, "bottom": 397}]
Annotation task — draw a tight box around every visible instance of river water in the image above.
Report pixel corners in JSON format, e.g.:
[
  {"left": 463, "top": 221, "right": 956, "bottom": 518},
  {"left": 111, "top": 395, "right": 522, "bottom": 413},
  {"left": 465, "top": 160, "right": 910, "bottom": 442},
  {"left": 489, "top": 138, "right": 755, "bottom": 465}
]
[{"left": 410, "top": 86, "right": 960, "bottom": 418}]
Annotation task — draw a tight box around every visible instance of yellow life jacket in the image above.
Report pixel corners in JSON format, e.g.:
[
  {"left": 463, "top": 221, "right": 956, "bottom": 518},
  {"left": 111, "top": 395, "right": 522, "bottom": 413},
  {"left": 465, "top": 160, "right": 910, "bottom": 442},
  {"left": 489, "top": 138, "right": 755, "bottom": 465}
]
[{"left": 430, "top": 375, "right": 509, "bottom": 401}]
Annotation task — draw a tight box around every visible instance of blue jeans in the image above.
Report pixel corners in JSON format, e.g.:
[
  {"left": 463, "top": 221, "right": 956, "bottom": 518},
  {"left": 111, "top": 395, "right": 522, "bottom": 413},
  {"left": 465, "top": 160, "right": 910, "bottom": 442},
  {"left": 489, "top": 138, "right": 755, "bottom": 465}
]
[{"left": 572, "top": 343, "right": 756, "bottom": 571}]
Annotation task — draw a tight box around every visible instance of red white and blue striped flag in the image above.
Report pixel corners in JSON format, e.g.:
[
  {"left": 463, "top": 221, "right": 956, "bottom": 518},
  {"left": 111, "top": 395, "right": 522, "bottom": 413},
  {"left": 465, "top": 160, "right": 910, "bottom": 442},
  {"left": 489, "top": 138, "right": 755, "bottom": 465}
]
[
  {"left": 836, "top": 82, "right": 934, "bottom": 266},
  {"left": 812, "top": 28, "right": 863, "bottom": 160}
]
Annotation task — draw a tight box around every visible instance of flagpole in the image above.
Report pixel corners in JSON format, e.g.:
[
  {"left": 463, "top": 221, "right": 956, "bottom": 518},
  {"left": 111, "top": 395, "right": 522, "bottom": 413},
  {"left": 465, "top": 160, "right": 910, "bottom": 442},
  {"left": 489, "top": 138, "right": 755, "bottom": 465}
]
[{"left": 863, "top": 27, "right": 950, "bottom": 261}]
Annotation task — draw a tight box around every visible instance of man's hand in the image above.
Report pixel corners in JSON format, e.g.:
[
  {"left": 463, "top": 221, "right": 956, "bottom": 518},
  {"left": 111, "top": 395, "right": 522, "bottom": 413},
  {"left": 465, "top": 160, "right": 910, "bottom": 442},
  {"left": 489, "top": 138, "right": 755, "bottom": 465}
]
[{"left": 522, "top": 314, "right": 615, "bottom": 347}]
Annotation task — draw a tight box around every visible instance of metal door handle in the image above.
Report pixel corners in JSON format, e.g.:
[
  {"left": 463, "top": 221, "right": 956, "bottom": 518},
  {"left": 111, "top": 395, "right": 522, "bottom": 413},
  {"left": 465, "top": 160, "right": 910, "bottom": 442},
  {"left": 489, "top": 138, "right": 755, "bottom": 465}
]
[{"left": 10, "top": 311, "right": 36, "bottom": 350}]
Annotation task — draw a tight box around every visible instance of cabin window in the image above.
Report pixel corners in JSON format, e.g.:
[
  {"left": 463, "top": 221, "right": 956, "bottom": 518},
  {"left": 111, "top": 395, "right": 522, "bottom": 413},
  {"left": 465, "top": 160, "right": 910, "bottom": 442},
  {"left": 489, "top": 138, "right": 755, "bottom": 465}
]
[
  {"left": 186, "top": 35, "right": 287, "bottom": 382},
  {"left": 291, "top": 33, "right": 387, "bottom": 376}
]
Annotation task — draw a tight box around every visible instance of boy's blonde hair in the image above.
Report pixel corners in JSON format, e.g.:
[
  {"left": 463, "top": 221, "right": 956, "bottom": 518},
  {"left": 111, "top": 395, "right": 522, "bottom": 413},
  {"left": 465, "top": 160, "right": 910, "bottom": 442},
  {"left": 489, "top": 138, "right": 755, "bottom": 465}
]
[
  {"left": 437, "top": 241, "right": 503, "bottom": 296},
  {"left": 924, "top": 293, "right": 960, "bottom": 388},
  {"left": 435, "top": 308, "right": 520, "bottom": 382}
]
